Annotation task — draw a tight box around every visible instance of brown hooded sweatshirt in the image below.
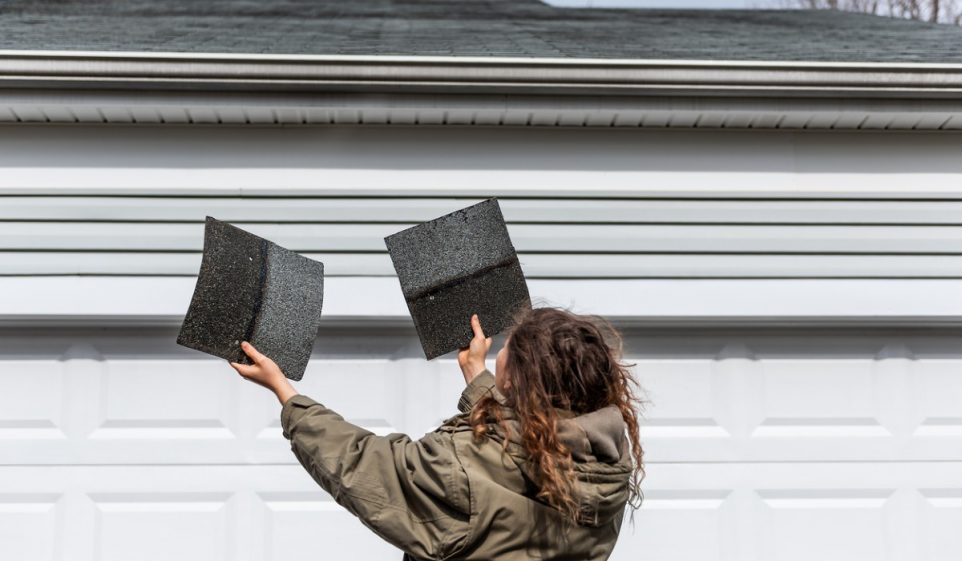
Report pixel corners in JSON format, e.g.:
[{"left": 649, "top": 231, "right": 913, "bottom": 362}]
[{"left": 280, "top": 369, "right": 634, "bottom": 560}]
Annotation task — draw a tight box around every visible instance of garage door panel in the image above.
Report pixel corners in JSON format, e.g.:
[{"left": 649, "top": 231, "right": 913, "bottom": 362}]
[
  {"left": 91, "top": 493, "right": 232, "bottom": 561},
  {"left": 258, "top": 493, "right": 399, "bottom": 561},
  {"left": 613, "top": 490, "right": 734, "bottom": 561},
  {"left": 920, "top": 490, "right": 962, "bottom": 561},
  {"left": 756, "top": 490, "right": 892, "bottom": 561},
  {"left": 751, "top": 356, "right": 896, "bottom": 446},
  {"left": 917, "top": 360, "right": 962, "bottom": 436},
  {"left": 282, "top": 358, "right": 407, "bottom": 434},
  {"left": 96, "top": 359, "right": 237, "bottom": 441},
  {"left": 758, "top": 359, "right": 881, "bottom": 426},
  {"left": 631, "top": 360, "right": 714, "bottom": 418},
  {"left": 631, "top": 359, "right": 726, "bottom": 438},
  {"left": 0, "top": 494, "right": 60, "bottom": 561},
  {"left": 0, "top": 361, "right": 66, "bottom": 441}
]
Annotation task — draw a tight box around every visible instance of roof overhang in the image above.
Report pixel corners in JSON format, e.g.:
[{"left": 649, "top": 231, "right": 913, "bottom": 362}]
[{"left": 3, "top": 50, "right": 962, "bottom": 130}]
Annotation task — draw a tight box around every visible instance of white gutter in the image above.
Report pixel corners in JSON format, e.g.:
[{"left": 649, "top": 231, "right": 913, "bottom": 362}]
[{"left": 2, "top": 50, "right": 962, "bottom": 97}]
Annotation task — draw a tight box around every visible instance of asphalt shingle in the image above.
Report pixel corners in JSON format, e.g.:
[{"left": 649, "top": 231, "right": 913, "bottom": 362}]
[
  {"left": 1, "top": 0, "right": 962, "bottom": 63},
  {"left": 176, "top": 216, "right": 324, "bottom": 381},
  {"left": 385, "top": 198, "right": 532, "bottom": 360}
]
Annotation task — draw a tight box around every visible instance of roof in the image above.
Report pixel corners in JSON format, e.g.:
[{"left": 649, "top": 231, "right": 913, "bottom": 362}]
[
  {"left": 2, "top": 0, "right": 962, "bottom": 63},
  {"left": 2, "top": 1, "right": 962, "bottom": 130}
]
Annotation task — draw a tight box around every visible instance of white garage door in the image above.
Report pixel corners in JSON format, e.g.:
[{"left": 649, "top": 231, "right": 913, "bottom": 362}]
[{"left": 3, "top": 324, "right": 960, "bottom": 561}]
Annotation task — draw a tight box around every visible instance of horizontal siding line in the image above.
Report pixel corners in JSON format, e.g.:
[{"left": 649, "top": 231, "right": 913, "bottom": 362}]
[
  {"left": 7, "top": 254, "right": 962, "bottom": 277},
  {"left": 4, "top": 273, "right": 962, "bottom": 280},
  {"left": 5, "top": 200, "right": 962, "bottom": 224},
  {"left": 7, "top": 194, "right": 962, "bottom": 202},
  {"left": 0, "top": 249, "right": 377, "bottom": 254},
  {"left": 0, "top": 224, "right": 962, "bottom": 246},
  {"left": 5, "top": 220, "right": 962, "bottom": 226},
  {"left": 6, "top": 249, "right": 962, "bottom": 256}
]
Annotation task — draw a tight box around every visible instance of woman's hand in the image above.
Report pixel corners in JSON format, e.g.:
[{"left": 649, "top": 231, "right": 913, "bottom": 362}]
[
  {"left": 457, "top": 314, "right": 492, "bottom": 385},
  {"left": 230, "top": 341, "right": 299, "bottom": 406}
]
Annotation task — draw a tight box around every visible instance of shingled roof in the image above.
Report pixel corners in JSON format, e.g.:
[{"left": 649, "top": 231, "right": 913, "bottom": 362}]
[
  {"left": 2, "top": 0, "right": 962, "bottom": 63},
  {"left": 2, "top": 1, "right": 962, "bottom": 129}
]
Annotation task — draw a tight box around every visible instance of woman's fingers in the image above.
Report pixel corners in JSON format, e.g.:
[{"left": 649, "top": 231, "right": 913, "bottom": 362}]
[
  {"left": 229, "top": 344, "right": 289, "bottom": 396},
  {"left": 470, "top": 314, "right": 486, "bottom": 340},
  {"left": 230, "top": 361, "right": 257, "bottom": 379},
  {"left": 240, "top": 341, "right": 265, "bottom": 364},
  {"left": 470, "top": 315, "right": 492, "bottom": 355}
]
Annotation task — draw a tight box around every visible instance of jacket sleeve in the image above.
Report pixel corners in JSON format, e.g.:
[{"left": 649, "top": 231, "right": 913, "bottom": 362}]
[
  {"left": 280, "top": 391, "right": 474, "bottom": 560},
  {"left": 457, "top": 369, "right": 498, "bottom": 413}
]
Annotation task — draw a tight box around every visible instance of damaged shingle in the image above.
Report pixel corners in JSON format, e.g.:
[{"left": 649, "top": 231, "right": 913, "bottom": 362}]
[
  {"left": 176, "top": 216, "right": 324, "bottom": 381},
  {"left": 385, "top": 198, "right": 531, "bottom": 360}
]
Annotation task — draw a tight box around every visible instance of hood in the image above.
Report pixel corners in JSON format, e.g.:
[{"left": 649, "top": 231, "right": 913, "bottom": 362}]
[
  {"left": 485, "top": 387, "right": 634, "bottom": 526},
  {"left": 555, "top": 405, "right": 629, "bottom": 464}
]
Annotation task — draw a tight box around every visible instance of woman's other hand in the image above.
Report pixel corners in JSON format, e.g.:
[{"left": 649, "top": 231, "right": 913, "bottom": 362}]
[
  {"left": 230, "top": 341, "right": 298, "bottom": 405},
  {"left": 457, "top": 314, "right": 492, "bottom": 385}
]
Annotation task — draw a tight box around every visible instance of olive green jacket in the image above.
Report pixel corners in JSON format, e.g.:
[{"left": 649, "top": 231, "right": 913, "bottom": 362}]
[{"left": 280, "top": 370, "right": 634, "bottom": 560}]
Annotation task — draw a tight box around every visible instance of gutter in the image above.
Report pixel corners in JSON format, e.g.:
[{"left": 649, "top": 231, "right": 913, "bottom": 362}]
[{"left": 3, "top": 50, "right": 962, "bottom": 98}]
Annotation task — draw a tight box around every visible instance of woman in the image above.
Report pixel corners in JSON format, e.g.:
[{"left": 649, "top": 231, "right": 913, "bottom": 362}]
[{"left": 230, "top": 307, "right": 646, "bottom": 560}]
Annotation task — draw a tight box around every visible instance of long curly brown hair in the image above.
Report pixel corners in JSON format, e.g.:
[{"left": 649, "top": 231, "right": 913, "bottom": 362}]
[{"left": 469, "top": 306, "right": 647, "bottom": 523}]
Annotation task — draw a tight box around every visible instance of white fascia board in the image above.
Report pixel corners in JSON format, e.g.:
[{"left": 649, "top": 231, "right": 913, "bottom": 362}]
[{"left": 2, "top": 276, "right": 962, "bottom": 327}]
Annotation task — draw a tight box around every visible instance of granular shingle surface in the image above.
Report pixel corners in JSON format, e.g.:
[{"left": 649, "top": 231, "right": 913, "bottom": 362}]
[
  {"left": 407, "top": 259, "right": 531, "bottom": 360},
  {"left": 253, "top": 243, "right": 325, "bottom": 381},
  {"left": 176, "top": 217, "right": 264, "bottom": 366},
  {"left": 2, "top": 0, "right": 962, "bottom": 63},
  {"left": 176, "top": 216, "right": 324, "bottom": 381},
  {"left": 385, "top": 198, "right": 518, "bottom": 300},
  {"left": 386, "top": 198, "right": 531, "bottom": 360}
]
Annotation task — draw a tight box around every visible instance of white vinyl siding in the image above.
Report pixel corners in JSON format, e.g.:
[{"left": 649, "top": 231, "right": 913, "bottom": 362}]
[{"left": 2, "top": 126, "right": 962, "bottom": 279}]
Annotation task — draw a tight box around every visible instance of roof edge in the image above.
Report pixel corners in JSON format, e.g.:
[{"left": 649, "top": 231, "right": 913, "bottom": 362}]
[
  {"left": 5, "top": 49, "right": 962, "bottom": 69},
  {"left": 3, "top": 50, "right": 962, "bottom": 98}
]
